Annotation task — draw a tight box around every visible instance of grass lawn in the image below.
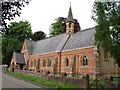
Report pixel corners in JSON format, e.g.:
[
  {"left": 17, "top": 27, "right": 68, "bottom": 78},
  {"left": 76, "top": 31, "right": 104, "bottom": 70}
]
[
  {"left": 6, "top": 71, "right": 79, "bottom": 89},
  {"left": 112, "top": 77, "right": 120, "bottom": 83},
  {"left": 89, "top": 78, "right": 105, "bottom": 88},
  {"left": 89, "top": 76, "right": 120, "bottom": 88}
]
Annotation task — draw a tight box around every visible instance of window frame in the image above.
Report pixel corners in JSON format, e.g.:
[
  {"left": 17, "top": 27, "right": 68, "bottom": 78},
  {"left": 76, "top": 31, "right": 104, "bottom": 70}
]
[
  {"left": 65, "top": 57, "right": 69, "bottom": 66},
  {"left": 48, "top": 59, "right": 51, "bottom": 67},
  {"left": 81, "top": 55, "right": 88, "bottom": 66},
  {"left": 43, "top": 59, "right": 46, "bottom": 67},
  {"left": 69, "top": 22, "right": 71, "bottom": 28}
]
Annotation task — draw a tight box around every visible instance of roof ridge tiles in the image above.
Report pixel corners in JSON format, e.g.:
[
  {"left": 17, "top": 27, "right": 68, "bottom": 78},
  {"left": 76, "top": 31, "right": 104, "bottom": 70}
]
[
  {"left": 34, "top": 33, "right": 66, "bottom": 43},
  {"left": 69, "top": 27, "right": 96, "bottom": 36}
]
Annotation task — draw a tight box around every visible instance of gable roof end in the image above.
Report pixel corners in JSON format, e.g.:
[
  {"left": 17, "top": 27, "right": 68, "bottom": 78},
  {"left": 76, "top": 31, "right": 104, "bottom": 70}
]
[
  {"left": 15, "top": 53, "right": 26, "bottom": 64},
  {"left": 25, "top": 39, "right": 35, "bottom": 55}
]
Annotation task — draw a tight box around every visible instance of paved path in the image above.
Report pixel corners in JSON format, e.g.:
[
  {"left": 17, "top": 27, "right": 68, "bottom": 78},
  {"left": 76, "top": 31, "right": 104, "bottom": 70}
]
[{"left": 2, "top": 72, "right": 49, "bottom": 90}]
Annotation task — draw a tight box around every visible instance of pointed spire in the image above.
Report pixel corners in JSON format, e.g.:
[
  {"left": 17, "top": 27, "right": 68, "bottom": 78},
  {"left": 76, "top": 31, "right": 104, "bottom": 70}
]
[{"left": 66, "top": 3, "right": 75, "bottom": 23}]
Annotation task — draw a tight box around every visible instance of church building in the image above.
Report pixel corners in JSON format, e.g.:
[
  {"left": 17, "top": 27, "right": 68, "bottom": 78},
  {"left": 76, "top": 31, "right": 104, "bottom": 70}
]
[{"left": 10, "top": 5, "right": 118, "bottom": 77}]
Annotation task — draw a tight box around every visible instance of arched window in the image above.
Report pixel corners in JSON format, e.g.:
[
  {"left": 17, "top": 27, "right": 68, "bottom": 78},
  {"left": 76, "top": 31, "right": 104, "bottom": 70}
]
[
  {"left": 48, "top": 59, "right": 51, "bottom": 67},
  {"left": 38, "top": 59, "right": 40, "bottom": 69},
  {"left": 82, "top": 55, "right": 88, "bottom": 66},
  {"left": 104, "top": 50, "right": 109, "bottom": 61},
  {"left": 72, "top": 55, "right": 76, "bottom": 67},
  {"left": 30, "top": 60, "right": 32, "bottom": 67},
  {"left": 34, "top": 60, "right": 36, "bottom": 67},
  {"left": 36, "top": 60, "right": 38, "bottom": 69},
  {"left": 54, "top": 58, "right": 58, "bottom": 68},
  {"left": 43, "top": 59, "right": 46, "bottom": 67},
  {"left": 69, "top": 22, "right": 71, "bottom": 28},
  {"left": 65, "top": 58, "right": 69, "bottom": 66}
]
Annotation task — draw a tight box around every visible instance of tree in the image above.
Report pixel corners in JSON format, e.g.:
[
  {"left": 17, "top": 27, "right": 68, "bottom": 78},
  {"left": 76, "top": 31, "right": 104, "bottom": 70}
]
[
  {"left": 49, "top": 17, "right": 81, "bottom": 36},
  {"left": 32, "top": 31, "right": 46, "bottom": 41},
  {"left": 49, "top": 18, "right": 64, "bottom": 36},
  {"left": 0, "top": 0, "right": 31, "bottom": 32},
  {"left": 0, "top": 35, "right": 2, "bottom": 64},
  {"left": 2, "top": 21, "right": 33, "bottom": 65},
  {"left": 92, "top": 2, "right": 120, "bottom": 67}
]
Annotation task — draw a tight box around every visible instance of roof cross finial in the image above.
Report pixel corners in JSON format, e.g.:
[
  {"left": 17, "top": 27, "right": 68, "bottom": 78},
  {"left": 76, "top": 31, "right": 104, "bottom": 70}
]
[{"left": 70, "top": 2, "right": 71, "bottom": 6}]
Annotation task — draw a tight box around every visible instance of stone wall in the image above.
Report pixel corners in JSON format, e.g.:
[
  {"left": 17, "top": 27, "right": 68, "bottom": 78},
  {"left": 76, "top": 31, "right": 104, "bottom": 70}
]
[{"left": 41, "top": 74, "right": 89, "bottom": 88}]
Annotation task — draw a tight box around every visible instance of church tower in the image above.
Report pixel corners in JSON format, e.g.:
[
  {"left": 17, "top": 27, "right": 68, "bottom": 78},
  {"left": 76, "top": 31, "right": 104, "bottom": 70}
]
[{"left": 66, "top": 4, "right": 75, "bottom": 36}]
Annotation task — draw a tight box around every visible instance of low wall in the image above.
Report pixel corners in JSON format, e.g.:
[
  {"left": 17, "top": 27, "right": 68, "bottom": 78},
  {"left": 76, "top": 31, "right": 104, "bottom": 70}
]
[
  {"left": 15, "top": 69, "right": 89, "bottom": 88},
  {"left": 41, "top": 74, "right": 89, "bottom": 88},
  {"left": 14, "top": 69, "right": 120, "bottom": 89}
]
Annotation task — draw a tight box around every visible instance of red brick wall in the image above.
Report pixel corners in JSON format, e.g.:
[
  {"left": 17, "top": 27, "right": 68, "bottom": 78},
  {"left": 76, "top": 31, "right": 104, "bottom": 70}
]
[
  {"left": 11, "top": 39, "right": 118, "bottom": 77},
  {"left": 29, "top": 46, "right": 96, "bottom": 76},
  {"left": 61, "top": 47, "right": 95, "bottom": 75},
  {"left": 30, "top": 52, "right": 60, "bottom": 73}
]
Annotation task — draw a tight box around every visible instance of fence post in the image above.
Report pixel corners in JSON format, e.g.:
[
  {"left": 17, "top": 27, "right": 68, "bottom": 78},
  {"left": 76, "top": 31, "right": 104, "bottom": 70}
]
[
  {"left": 86, "top": 74, "right": 89, "bottom": 89},
  {"left": 104, "top": 76, "right": 111, "bottom": 89},
  {"left": 81, "top": 74, "right": 89, "bottom": 90}
]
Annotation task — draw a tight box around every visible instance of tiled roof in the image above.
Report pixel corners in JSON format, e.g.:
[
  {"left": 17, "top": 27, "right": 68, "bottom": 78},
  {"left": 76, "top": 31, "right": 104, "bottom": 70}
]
[
  {"left": 26, "top": 39, "right": 35, "bottom": 55},
  {"left": 15, "top": 53, "right": 26, "bottom": 64},
  {"left": 32, "top": 34, "right": 68, "bottom": 55},
  {"left": 63, "top": 27, "right": 95, "bottom": 51},
  {"left": 26, "top": 27, "right": 95, "bottom": 55}
]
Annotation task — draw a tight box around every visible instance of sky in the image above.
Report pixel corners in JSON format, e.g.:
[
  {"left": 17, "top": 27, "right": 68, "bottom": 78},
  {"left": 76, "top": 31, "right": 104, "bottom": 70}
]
[{"left": 11, "top": 0, "right": 95, "bottom": 36}]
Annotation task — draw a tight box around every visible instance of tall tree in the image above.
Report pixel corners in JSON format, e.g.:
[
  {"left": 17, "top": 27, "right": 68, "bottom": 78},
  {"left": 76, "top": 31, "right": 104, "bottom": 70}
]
[
  {"left": 0, "top": 35, "right": 2, "bottom": 65},
  {"left": 92, "top": 2, "right": 120, "bottom": 67},
  {"left": 2, "top": 21, "right": 33, "bottom": 65},
  {"left": 49, "top": 18, "right": 64, "bottom": 36},
  {"left": 32, "top": 31, "right": 46, "bottom": 41},
  {"left": 0, "top": 0, "right": 31, "bottom": 33}
]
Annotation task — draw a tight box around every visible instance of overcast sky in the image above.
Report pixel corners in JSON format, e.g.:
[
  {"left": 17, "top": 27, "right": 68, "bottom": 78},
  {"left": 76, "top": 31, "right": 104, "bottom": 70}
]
[{"left": 11, "top": 0, "right": 95, "bottom": 36}]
